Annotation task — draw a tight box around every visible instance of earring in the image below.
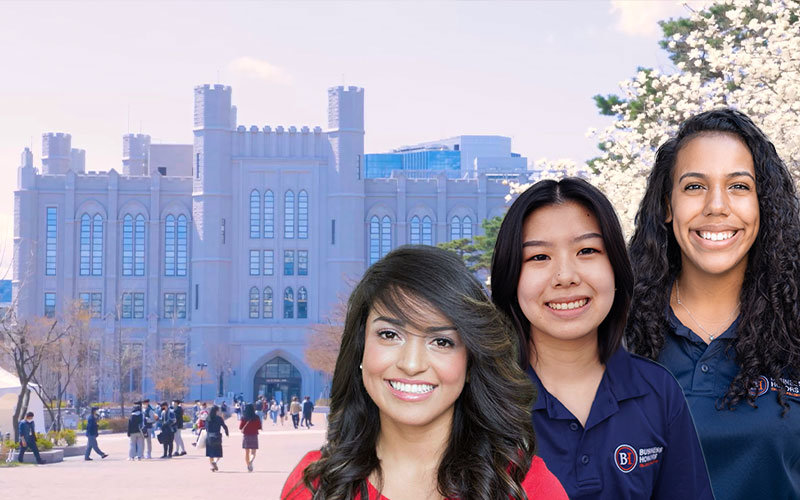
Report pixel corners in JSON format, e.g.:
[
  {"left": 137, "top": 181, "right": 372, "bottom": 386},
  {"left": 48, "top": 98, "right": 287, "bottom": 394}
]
[{"left": 359, "top": 363, "right": 363, "bottom": 370}]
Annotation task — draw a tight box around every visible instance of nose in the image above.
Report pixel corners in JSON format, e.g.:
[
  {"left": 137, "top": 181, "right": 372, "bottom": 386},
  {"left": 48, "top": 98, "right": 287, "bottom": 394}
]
[
  {"left": 703, "top": 184, "right": 731, "bottom": 216},
  {"left": 552, "top": 256, "right": 580, "bottom": 288},
  {"left": 396, "top": 336, "right": 428, "bottom": 376}
]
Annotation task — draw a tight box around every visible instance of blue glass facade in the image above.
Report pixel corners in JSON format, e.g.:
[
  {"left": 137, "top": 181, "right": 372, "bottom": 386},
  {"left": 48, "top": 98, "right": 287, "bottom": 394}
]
[{"left": 364, "top": 150, "right": 461, "bottom": 178}]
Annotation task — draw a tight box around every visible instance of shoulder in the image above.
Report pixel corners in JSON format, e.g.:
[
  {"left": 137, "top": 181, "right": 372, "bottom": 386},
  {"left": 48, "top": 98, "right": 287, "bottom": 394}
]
[
  {"left": 282, "top": 450, "right": 322, "bottom": 500},
  {"left": 522, "top": 456, "right": 569, "bottom": 499},
  {"left": 624, "top": 350, "right": 690, "bottom": 420}
]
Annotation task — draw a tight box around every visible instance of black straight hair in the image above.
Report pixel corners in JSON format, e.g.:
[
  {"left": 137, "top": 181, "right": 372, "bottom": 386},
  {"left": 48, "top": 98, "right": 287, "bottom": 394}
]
[
  {"left": 491, "top": 177, "right": 634, "bottom": 368},
  {"left": 242, "top": 403, "right": 257, "bottom": 421}
]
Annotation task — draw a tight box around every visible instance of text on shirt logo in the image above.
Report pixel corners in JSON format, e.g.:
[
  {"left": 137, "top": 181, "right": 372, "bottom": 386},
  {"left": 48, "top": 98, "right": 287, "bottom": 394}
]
[{"left": 750, "top": 376, "right": 800, "bottom": 399}]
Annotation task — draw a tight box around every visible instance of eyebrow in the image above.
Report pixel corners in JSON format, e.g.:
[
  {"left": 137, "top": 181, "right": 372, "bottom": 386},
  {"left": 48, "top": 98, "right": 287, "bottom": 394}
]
[
  {"left": 373, "top": 315, "right": 457, "bottom": 333},
  {"left": 678, "top": 171, "right": 756, "bottom": 182},
  {"left": 522, "top": 232, "right": 603, "bottom": 248}
]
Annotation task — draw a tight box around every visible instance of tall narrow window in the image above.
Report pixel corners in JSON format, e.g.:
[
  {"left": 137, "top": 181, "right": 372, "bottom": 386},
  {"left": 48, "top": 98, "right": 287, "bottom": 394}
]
[
  {"left": 421, "top": 216, "right": 432, "bottom": 246},
  {"left": 177, "top": 215, "right": 188, "bottom": 276},
  {"left": 262, "top": 287, "right": 273, "bottom": 318},
  {"left": 298, "top": 250, "right": 308, "bottom": 276},
  {"left": 195, "top": 153, "right": 200, "bottom": 179},
  {"left": 284, "top": 250, "right": 295, "bottom": 276},
  {"left": 249, "top": 250, "right": 260, "bottom": 275},
  {"left": 134, "top": 215, "right": 145, "bottom": 276},
  {"left": 91, "top": 214, "right": 103, "bottom": 276},
  {"left": 462, "top": 216, "right": 473, "bottom": 241},
  {"left": 122, "top": 215, "right": 134, "bottom": 276},
  {"left": 90, "top": 293, "right": 102, "bottom": 318},
  {"left": 263, "top": 250, "right": 274, "bottom": 276},
  {"left": 297, "top": 287, "right": 308, "bottom": 319},
  {"left": 45, "top": 207, "right": 57, "bottom": 276},
  {"left": 283, "top": 287, "right": 294, "bottom": 319},
  {"left": 44, "top": 292, "right": 56, "bottom": 318},
  {"left": 80, "top": 214, "right": 91, "bottom": 276},
  {"left": 369, "top": 216, "right": 380, "bottom": 265},
  {"left": 164, "top": 215, "right": 175, "bottom": 276},
  {"left": 298, "top": 190, "right": 308, "bottom": 239},
  {"left": 410, "top": 216, "right": 421, "bottom": 245},
  {"left": 264, "top": 190, "right": 274, "bottom": 238},
  {"left": 250, "top": 190, "right": 260, "bottom": 239},
  {"left": 284, "top": 190, "right": 295, "bottom": 239},
  {"left": 122, "top": 293, "right": 133, "bottom": 319},
  {"left": 450, "top": 216, "right": 461, "bottom": 241},
  {"left": 176, "top": 293, "right": 187, "bottom": 319},
  {"left": 79, "top": 292, "right": 91, "bottom": 311},
  {"left": 381, "top": 216, "right": 391, "bottom": 258},
  {"left": 133, "top": 292, "right": 145, "bottom": 319},
  {"left": 249, "top": 287, "right": 259, "bottom": 318},
  {"left": 163, "top": 292, "right": 175, "bottom": 319}
]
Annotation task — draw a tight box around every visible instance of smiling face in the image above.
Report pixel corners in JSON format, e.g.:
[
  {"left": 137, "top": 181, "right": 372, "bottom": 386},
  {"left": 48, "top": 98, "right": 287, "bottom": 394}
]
[
  {"left": 517, "top": 201, "right": 616, "bottom": 348},
  {"left": 668, "top": 133, "right": 760, "bottom": 278},
  {"left": 361, "top": 299, "right": 468, "bottom": 431}
]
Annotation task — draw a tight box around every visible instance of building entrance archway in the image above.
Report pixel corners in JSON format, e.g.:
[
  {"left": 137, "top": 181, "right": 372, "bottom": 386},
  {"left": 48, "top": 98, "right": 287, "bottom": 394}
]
[{"left": 253, "top": 356, "right": 302, "bottom": 403}]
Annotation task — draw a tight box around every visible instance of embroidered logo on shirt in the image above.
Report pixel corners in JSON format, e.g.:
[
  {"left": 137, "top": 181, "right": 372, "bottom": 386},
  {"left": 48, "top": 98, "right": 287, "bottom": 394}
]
[
  {"left": 638, "top": 446, "right": 663, "bottom": 468},
  {"left": 614, "top": 444, "right": 637, "bottom": 473},
  {"left": 753, "top": 376, "right": 770, "bottom": 397},
  {"left": 751, "top": 376, "right": 800, "bottom": 399}
]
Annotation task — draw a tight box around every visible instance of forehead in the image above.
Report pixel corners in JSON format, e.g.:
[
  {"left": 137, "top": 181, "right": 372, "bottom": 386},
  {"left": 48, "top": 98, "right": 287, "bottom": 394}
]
[
  {"left": 522, "top": 201, "right": 602, "bottom": 241},
  {"left": 367, "top": 296, "right": 453, "bottom": 331},
  {"left": 674, "top": 132, "right": 755, "bottom": 177}
]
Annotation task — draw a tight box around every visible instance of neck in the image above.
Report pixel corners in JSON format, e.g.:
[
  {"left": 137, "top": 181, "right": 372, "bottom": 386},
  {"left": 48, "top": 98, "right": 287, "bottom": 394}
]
[
  {"left": 530, "top": 329, "right": 602, "bottom": 381},
  {"left": 376, "top": 409, "right": 451, "bottom": 471},
  {"left": 676, "top": 262, "right": 745, "bottom": 311}
]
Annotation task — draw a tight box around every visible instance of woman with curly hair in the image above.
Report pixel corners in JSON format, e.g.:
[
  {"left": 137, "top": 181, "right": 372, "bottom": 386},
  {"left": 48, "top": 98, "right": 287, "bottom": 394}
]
[
  {"left": 491, "top": 178, "right": 712, "bottom": 499},
  {"left": 282, "top": 245, "right": 566, "bottom": 500},
  {"left": 626, "top": 108, "right": 800, "bottom": 499}
]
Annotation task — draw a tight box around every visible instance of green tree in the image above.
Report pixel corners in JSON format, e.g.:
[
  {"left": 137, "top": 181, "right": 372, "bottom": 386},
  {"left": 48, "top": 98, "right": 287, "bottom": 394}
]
[{"left": 437, "top": 215, "right": 504, "bottom": 273}]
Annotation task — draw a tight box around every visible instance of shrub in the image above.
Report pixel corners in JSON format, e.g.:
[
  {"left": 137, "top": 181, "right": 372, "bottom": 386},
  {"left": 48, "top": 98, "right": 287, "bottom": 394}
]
[
  {"left": 98, "top": 420, "right": 110, "bottom": 430},
  {"left": 183, "top": 414, "right": 190, "bottom": 423},
  {"left": 105, "top": 417, "right": 128, "bottom": 433},
  {"left": 3, "top": 439, "right": 19, "bottom": 450},
  {"left": 61, "top": 429, "right": 76, "bottom": 446},
  {"left": 78, "top": 419, "right": 86, "bottom": 430},
  {"left": 35, "top": 433, "right": 53, "bottom": 450}
]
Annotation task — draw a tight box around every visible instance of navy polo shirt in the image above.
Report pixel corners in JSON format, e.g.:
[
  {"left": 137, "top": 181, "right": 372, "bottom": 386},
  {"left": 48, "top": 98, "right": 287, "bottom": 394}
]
[
  {"left": 528, "top": 347, "right": 713, "bottom": 500},
  {"left": 659, "top": 309, "right": 800, "bottom": 500}
]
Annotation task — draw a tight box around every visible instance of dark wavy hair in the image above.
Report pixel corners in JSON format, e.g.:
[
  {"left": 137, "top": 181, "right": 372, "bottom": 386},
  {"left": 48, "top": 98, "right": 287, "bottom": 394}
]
[
  {"left": 491, "top": 178, "right": 634, "bottom": 368},
  {"left": 242, "top": 403, "right": 257, "bottom": 422},
  {"left": 626, "top": 108, "right": 800, "bottom": 414},
  {"left": 291, "top": 245, "right": 536, "bottom": 500}
]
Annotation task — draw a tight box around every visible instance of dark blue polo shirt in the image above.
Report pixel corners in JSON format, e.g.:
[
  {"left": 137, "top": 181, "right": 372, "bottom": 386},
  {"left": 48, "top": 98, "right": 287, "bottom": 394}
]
[
  {"left": 659, "top": 309, "right": 800, "bottom": 500},
  {"left": 527, "top": 347, "right": 713, "bottom": 500}
]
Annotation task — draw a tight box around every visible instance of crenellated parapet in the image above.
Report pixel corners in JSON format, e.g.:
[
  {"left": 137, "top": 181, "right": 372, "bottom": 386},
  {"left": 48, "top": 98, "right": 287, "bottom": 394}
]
[{"left": 232, "top": 124, "right": 326, "bottom": 159}]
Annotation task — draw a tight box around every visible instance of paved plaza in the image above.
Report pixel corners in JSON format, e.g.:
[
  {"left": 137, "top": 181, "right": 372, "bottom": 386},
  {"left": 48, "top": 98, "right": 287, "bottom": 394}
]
[{"left": 1, "top": 414, "right": 327, "bottom": 499}]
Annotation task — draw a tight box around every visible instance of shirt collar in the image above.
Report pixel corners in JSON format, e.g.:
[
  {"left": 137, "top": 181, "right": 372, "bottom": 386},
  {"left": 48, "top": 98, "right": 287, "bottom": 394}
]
[{"left": 667, "top": 306, "right": 739, "bottom": 343}]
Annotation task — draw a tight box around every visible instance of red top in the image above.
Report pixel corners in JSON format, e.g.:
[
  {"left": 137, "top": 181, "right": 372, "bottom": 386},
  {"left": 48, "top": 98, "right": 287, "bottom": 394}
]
[
  {"left": 239, "top": 418, "right": 262, "bottom": 435},
  {"left": 281, "top": 450, "right": 568, "bottom": 500}
]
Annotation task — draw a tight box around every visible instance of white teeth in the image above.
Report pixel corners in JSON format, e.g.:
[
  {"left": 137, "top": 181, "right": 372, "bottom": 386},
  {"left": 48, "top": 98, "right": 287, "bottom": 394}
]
[
  {"left": 547, "top": 299, "right": 588, "bottom": 310},
  {"left": 699, "top": 231, "right": 735, "bottom": 242},
  {"left": 389, "top": 381, "right": 435, "bottom": 394}
]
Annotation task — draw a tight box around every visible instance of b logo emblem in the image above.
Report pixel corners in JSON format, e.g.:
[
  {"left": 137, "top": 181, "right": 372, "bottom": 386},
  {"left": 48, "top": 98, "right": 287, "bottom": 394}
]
[{"left": 614, "top": 444, "right": 638, "bottom": 473}]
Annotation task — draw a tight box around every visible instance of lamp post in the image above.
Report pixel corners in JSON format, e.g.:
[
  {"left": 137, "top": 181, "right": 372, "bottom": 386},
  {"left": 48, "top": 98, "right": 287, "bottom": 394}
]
[{"left": 197, "top": 363, "right": 208, "bottom": 401}]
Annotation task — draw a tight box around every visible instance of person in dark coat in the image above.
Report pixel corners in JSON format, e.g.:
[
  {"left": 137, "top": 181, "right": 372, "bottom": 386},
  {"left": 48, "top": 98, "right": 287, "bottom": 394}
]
[
  {"left": 301, "top": 396, "right": 314, "bottom": 428},
  {"left": 84, "top": 407, "right": 108, "bottom": 461},
  {"left": 126, "top": 402, "right": 145, "bottom": 460},
  {"left": 205, "top": 405, "right": 229, "bottom": 472},
  {"left": 172, "top": 399, "right": 186, "bottom": 456},
  {"left": 17, "top": 411, "right": 44, "bottom": 464},
  {"left": 157, "top": 401, "right": 176, "bottom": 458}
]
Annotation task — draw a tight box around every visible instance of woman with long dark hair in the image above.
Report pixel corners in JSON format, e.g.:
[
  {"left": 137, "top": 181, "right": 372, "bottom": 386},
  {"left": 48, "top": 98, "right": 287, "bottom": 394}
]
[
  {"left": 240, "top": 403, "right": 261, "bottom": 472},
  {"left": 282, "top": 245, "right": 567, "bottom": 500},
  {"left": 626, "top": 108, "right": 800, "bottom": 499},
  {"left": 205, "top": 405, "right": 229, "bottom": 472},
  {"left": 491, "top": 178, "right": 712, "bottom": 499}
]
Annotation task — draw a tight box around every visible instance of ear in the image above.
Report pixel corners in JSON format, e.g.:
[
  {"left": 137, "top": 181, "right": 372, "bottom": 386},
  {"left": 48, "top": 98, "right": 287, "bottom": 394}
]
[{"left": 664, "top": 197, "right": 673, "bottom": 224}]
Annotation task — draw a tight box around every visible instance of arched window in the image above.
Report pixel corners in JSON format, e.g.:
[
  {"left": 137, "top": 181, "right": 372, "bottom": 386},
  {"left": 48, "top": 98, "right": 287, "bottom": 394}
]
[
  {"left": 284, "top": 190, "right": 295, "bottom": 239},
  {"left": 462, "top": 216, "right": 473, "bottom": 241},
  {"left": 410, "top": 216, "right": 420, "bottom": 245},
  {"left": 249, "top": 287, "right": 259, "bottom": 318},
  {"left": 297, "top": 287, "right": 308, "bottom": 319},
  {"left": 421, "top": 216, "right": 432, "bottom": 246},
  {"left": 250, "top": 190, "right": 260, "bottom": 239},
  {"left": 177, "top": 215, "right": 188, "bottom": 276},
  {"left": 164, "top": 215, "right": 175, "bottom": 276},
  {"left": 450, "top": 216, "right": 461, "bottom": 241},
  {"left": 134, "top": 215, "right": 146, "bottom": 276},
  {"left": 91, "top": 214, "right": 103, "bottom": 276},
  {"left": 381, "top": 216, "right": 391, "bottom": 256},
  {"left": 80, "top": 214, "right": 91, "bottom": 276},
  {"left": 263, "top": 190, "right": 274, "bottom": 239},
  {"left": 284, "top": 287, "right": 294, "bottom": 319},
  {"left": 262, "top": 287, "right": 273, "bottom": 319},
  {"left": 164, "top": 214, "right": 188, "bottom": 277},
  {"left": 298, "top": 190, "right": 308, "bottom": 239}
]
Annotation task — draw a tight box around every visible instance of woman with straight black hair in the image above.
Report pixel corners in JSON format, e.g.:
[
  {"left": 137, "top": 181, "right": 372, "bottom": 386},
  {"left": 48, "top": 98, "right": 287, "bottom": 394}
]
[
  {"left": 627, "top": 108, "right": 800, "bottom": 499},
  {"left": 240, "top": 402, "right": 261, "bottom": 472},
  {"left": 491, "top": 177, "right": 712, "bottom": 499},
  {"left": 282, "top": 245, "right": 567, "bottom": 500}
]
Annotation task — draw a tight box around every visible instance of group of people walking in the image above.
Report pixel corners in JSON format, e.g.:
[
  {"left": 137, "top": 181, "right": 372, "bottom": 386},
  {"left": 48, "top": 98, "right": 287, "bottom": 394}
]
[
  {"left": 282, "top": 109, "right": 800, "bottom": 499},
  {"left": 125, "top": 398, "right": 187, "bottom": 460},
  {"left": 238, "top": 395, "right": 315, "bottom": 429}
]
